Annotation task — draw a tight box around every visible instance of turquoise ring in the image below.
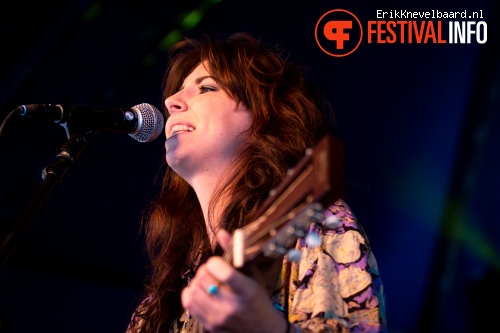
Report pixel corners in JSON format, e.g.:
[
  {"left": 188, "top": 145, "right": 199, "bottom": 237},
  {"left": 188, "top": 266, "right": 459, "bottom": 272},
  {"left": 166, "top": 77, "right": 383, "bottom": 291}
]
[{"left": 207, "top": 283, "right": 219, "bottom": 295}]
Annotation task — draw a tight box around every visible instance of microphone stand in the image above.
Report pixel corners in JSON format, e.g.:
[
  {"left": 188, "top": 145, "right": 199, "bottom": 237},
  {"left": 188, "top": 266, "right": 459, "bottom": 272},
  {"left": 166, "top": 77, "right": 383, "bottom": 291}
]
[{"left": 0, "top": 129, "right": 95, "bottom": 272}]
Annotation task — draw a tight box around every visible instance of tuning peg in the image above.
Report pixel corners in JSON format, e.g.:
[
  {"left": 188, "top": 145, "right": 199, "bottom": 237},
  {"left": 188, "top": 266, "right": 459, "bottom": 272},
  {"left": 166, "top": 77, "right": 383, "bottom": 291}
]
[
  {"left": 304, "top": 203, "right": 325, "bottom": 222},
  {"left": 286, "top": 225, "right": 305, "bottom": 238},
  {"left": 323, "top": 215, "right": 342, "bottom": 229},
  {"left": 305, "top": 231, "right": 322, "bottom": 248},
  {"left": 286, "top": 249, "right": 302, "bottom": 262},
  {"left": 264, "top": 242, "right": 287, "bottom": 257},
  {"left": 268, "top": 167, "right": 297, "bottom": 197}
]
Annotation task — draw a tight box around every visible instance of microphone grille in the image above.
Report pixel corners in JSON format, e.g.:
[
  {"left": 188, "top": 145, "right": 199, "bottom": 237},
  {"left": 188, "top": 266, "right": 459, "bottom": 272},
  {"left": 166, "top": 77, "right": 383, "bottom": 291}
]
[{"left": 130, "top": 103, "right": 164, "bottom": 142}]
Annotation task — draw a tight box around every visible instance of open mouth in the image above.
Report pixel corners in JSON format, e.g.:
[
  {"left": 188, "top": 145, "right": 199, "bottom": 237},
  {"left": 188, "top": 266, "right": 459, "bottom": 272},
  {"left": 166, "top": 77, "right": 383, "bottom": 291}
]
[{"left": 169, "top": 124, "right": 195, "bottom": 138}]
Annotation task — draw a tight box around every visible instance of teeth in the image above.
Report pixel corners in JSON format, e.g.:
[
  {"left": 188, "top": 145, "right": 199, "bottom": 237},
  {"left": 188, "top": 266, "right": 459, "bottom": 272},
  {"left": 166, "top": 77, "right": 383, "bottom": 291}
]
[{"left": 170, "top": 124, "right": 194, "bottom": 136}]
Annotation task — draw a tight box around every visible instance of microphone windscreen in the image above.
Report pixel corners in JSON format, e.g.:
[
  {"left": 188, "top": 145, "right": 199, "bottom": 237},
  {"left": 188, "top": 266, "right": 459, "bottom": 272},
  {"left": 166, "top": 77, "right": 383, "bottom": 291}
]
[{"left": 130, "top": 103, "right": 164, "bottom": 142}]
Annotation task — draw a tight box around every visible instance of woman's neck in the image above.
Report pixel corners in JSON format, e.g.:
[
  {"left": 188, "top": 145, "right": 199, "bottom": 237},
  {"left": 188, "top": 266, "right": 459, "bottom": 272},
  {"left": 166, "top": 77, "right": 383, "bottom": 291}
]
[
  {"left": 190, "top": 171, "right": 228, "bottom": 247},
  {"left": 177, "top": 158, "right": 236, "bottom": 248}
]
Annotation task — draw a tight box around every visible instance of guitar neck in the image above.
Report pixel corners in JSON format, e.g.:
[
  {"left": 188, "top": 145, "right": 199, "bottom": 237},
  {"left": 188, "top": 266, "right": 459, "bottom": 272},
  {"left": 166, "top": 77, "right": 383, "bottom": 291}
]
[{"left": 227, "top": 135, "right": 345, "bottom": 268}]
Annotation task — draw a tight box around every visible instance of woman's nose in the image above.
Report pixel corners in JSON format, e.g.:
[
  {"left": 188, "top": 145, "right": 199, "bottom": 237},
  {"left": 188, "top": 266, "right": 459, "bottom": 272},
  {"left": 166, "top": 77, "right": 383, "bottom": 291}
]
[{"left": 164, "top": 91, "right": 187, "bottom": 115}]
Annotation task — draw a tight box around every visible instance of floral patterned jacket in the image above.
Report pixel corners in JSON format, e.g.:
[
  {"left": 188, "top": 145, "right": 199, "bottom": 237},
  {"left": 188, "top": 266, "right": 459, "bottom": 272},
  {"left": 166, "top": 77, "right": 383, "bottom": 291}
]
[
  {"left": 128, "top": 199, "right": 387, "bottom": 333},
  {"left": 271, "top": 199, "right": 387, "bottom": 333}
]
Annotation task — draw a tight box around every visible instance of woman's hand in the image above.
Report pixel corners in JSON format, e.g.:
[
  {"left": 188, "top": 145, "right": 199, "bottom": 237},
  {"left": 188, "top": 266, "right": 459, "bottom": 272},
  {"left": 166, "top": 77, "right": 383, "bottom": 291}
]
[{"left": 180, "top": 230, "right": 289, "bottom": 333}]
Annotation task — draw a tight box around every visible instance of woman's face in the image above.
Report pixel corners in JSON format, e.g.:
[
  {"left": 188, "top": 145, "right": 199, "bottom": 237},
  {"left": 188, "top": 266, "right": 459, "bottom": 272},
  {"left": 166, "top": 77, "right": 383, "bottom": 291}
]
[{"left": 164, "top": 62, "right": 252, "bottom": 181}]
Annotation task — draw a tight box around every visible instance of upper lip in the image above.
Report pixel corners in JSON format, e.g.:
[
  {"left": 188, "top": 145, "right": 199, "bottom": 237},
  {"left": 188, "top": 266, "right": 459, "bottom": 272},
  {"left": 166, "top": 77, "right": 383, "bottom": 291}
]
[{"left": 166, "top": 120, "right": 195, "bottom": 138}]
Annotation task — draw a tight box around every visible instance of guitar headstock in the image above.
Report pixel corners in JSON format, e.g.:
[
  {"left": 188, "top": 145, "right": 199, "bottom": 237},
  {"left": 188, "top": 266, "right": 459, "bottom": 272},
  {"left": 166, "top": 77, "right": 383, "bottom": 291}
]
[{"left": 226, "top": 135, "right": 345, "bottom": 268}]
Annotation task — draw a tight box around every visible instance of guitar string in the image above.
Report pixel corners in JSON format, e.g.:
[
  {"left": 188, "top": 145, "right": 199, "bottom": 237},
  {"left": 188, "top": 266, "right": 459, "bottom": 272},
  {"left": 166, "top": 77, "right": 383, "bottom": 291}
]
[{"left": 239, "top": 163, "right": 314, "bottom": 251}]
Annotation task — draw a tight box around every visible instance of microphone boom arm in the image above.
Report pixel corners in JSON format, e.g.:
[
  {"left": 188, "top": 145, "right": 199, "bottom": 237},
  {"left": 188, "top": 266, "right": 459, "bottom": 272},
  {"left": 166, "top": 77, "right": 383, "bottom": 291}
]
[{"left": 0, "top": 130, "right": 94, "bottom": 271}]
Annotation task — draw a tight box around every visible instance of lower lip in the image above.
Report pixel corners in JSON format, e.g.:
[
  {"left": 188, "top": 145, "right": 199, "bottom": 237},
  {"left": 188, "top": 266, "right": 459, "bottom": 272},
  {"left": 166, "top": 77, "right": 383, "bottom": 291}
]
[{"left": 166, "top": 130, "right": 192, "bottom": 140}]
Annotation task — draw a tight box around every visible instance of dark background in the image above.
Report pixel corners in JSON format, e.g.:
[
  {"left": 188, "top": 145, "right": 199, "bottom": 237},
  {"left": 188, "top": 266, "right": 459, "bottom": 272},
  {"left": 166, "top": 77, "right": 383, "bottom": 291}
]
[{"left": 1, "top": 0, "right": 498, "bottom": 332}]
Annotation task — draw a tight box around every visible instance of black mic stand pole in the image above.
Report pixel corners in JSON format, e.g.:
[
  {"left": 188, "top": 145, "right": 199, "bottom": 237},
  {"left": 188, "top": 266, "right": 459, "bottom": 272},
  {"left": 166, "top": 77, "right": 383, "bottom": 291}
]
[{"left": 0, "top": 130, "right": 95, "bottom": 272}]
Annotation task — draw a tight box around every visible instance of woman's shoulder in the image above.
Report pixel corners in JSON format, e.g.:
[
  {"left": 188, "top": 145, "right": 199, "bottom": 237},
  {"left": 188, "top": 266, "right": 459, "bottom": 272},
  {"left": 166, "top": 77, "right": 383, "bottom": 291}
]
[
  {"left": 317, "top": 198, "right": 362, "bottom": 234},
  {"left": 326, "top": 198, "right": 357, "bottom": 223},
  {"left": 304, "top": 198, "right": 375, "bottom": 265}
]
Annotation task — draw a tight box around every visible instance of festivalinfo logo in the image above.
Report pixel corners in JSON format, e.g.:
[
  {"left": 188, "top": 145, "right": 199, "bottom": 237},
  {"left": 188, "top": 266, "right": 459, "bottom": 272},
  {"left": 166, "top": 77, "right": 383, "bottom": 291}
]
[{"left": 315, "top": 8, "right": 488, "bottom": 57}]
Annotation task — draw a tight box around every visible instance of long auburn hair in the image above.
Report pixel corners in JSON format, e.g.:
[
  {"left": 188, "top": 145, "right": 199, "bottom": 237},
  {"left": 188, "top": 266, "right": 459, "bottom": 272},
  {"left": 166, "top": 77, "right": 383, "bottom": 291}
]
[{"left": 131, "top": 32, "right": 335, "bottom": 332}]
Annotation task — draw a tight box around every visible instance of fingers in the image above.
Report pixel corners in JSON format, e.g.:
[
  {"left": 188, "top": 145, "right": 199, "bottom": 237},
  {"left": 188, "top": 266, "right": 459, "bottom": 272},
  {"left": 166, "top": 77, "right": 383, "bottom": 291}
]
[
  {"left": 215, "top": 228, "right": 232, "bottom": 251},
  {"left": 205, "top": 257, "right": 258, "bottom": 296},
  {"left": 181, "top": 256, "right": 279, "bottom": 333},
  {"left": 183, "top": 262, "right": 224, "bottom": 300},
  {"left": 182, "top": 256, "right": 257, "bottom": 308},
  {"left": 181, "top": 259, "right": 245, "bottom": 330},
  {"left": 181, "top": 264, "right": 225, "bottom": 324}
]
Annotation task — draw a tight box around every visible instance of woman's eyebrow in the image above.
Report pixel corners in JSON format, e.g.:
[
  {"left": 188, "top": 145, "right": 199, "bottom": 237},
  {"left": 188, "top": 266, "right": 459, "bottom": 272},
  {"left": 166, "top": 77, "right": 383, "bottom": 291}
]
[
  {"left": 194, "top": 75, "right": 215, "bottom": 84},
  {"left": 179, "top": 75, "right": 214, "bottom": 91}
]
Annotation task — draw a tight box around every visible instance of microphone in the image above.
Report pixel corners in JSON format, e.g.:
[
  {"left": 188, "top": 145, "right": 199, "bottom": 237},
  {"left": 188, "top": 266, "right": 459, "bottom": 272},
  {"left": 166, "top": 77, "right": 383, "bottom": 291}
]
[{"left": 17, "top": 103, "right": 164, "bottom": 142}]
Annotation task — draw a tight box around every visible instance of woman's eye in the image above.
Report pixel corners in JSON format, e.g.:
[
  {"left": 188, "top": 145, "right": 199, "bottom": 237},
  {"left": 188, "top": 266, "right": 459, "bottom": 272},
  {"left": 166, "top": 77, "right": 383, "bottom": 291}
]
[{"left": 199, "top": 86, "right": 215, "bottom": 93}]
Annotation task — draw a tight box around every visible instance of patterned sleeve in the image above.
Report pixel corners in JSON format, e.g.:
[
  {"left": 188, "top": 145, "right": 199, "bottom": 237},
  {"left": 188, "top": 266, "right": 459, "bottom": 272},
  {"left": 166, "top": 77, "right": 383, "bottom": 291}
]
[
  {"left": 277, "top": 199, "right": 387, "bottom": 333},
  {"left": 125, "top": 295, "right": 152, "bottom": 333}
]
